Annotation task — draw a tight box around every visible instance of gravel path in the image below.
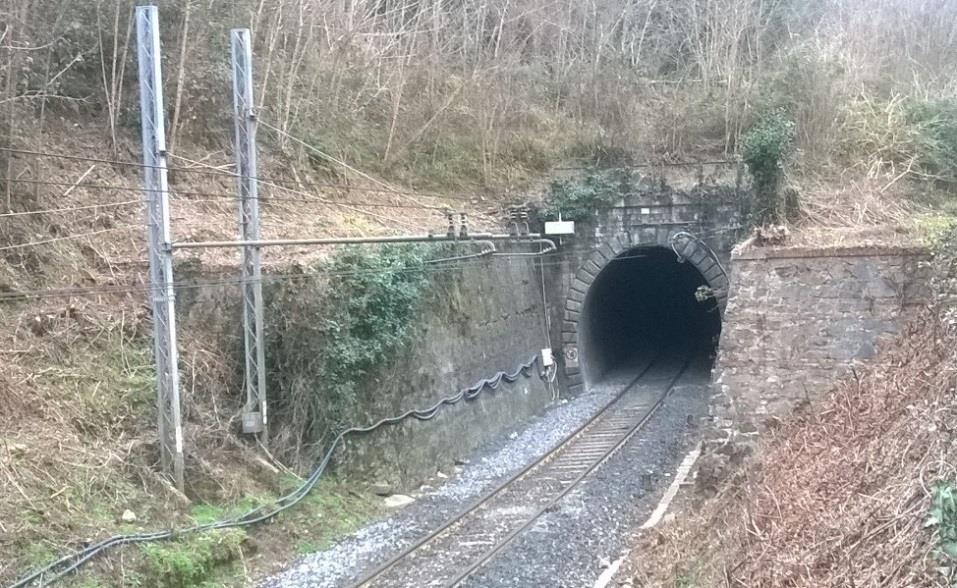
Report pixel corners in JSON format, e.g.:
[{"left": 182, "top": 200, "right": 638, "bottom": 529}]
[
  {"left": 460, "top": 359, "right": 710, "bottom": 588},
  {"left": 260, "top": 373, "right": 631, "bottom": 588}
]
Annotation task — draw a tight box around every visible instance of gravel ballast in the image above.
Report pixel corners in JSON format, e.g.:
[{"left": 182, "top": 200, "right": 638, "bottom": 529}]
[
  {"left": 260, "top": 373, "right": 631, "bottom": 588},
  {"left": 460, "top": 362, "right": 710, "bottom": 587}
]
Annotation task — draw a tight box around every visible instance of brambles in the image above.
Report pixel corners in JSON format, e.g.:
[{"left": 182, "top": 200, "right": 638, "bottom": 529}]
[
  {"left": 927, "top": 483, "right": 957, "bottom": 573},
  {"left": 905, "top": 99, "right": 957, "bottom": 186}
]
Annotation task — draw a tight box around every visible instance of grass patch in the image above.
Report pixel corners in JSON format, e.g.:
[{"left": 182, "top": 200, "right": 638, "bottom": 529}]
[
  {"left": 140, "top": 529, "right": 247, "bottom": 588},
  {"left": 282, "top": 478, "right": 382, "bottom": 552},
  {"left": 914, "top": 214, "right": 957, "bottom": 245},
  {"left": 673, "top": 561, "right": 704, "bottom": 588},
  {"left": 189, "top": 495, "right": 274, "bottom": 526},
  {"left": 295, "top": 540, "right": 321, "bottom": 555}
]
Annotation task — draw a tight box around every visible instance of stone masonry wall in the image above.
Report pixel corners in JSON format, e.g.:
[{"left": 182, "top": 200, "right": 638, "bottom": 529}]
[
  {"left": 542, "top": 174, "right": 747, "bottom": 395},
  {"left": 711, "top": 245, "right": 930, "bottom": 430}
]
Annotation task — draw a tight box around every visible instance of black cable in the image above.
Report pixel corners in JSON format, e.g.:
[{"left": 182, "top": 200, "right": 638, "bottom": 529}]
[{"left": 9, "top": 356, "right": 543, "bottom": 588}]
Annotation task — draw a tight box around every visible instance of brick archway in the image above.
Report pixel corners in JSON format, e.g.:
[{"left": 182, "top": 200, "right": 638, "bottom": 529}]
[{"left": 561, "top": 232, "right": 729, "bottom": 394}]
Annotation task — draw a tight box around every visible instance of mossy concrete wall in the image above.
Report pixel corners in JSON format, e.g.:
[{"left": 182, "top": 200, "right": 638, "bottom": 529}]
[
  {"left": 712, "top": 245, "right": 930, "bottom": 432},
  {"left": 175, "top": 254, "right": 553, "bottom": 492},
  {"left": 335, "top": 255, "right": 554, "bottom": 489}
]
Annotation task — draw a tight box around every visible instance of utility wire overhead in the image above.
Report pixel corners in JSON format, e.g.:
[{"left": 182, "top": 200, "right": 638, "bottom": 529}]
[
  {"left": 1, "top": 148, "right": 743, "bottom": 217},
  {"left": 0, "top": 226, "right": 139, "bottom": 252},
  {"left": 0, "top": 146, "right": 485, "bottom": 205},
  {"left": 0, "top": 244, "right": 743, "bottom": 304},
  {"left": 0, "top": 252, "right": 567, "bottom": 303},
  {"left": 0, "top": 199, "right": 141, "bottom": 218},
  {"left": 168, "top": 150, "right": 485, "bottom": 205},
  {"left": 0, "top": 177, "right": 459, "bottom": 210}
]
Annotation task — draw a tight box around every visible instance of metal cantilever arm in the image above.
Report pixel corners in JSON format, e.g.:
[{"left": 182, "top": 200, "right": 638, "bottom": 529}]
[
  {"left": 424, "top": 241, "right": 497, "bottom": 264},
  {"left": 492, "top": 238, "right": 558, "bottom": 257}
]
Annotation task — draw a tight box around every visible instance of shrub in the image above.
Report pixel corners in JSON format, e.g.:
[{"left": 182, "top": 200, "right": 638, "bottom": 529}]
[
  {"left": 742, "top": 109, "right": 795, "bottom": 225},
  {"left": 264, "top": 245, "right": 433, "bottom": 463},
  {"left": 543, "top": 169, "right": 630, "bottom": 221},
  {"left": 928, "top": 482, "right": 957, "bottom": 582},
  {"left": 905, "top": 99, "right": 957, "bottom": 185}
]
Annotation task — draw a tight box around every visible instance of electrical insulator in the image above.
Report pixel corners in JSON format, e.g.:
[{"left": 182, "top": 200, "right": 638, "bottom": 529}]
[
  {"left": 505, "top": 204, "right": 530, "bottom": 236},
  {"left": 518, "top": 207, "right": 530, "bottom": 236},
  {"left": 446, "top": 212, "right": 456, "bottom": 238},
  {"left": 459, "top": 213, "right": 469, "bottom": 238}
]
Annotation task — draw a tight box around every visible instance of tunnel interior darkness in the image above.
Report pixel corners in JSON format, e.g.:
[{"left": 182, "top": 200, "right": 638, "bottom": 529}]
[{"left": 579, "top": 246, "right": 722, "bottom": 384}]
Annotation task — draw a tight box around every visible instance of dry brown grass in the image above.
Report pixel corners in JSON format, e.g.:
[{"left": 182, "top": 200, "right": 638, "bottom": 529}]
[
  {"left": 625, "top": 311, "right": 957, "bottom": 587},
  {"left": 0, "top": 123, "right": 503, "bottom": 585}
]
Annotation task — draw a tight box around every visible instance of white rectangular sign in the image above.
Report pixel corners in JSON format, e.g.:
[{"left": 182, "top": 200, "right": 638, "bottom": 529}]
[
  {"left": 544, "top": 221, "right": 575, "bottom": 235},
  {"left": 541, "top": 348, "right": 554, "bottom": 367}
]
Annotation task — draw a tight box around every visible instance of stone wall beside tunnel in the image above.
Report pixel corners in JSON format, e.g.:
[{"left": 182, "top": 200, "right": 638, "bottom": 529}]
[
  {"left": 711, "top": 244, "right": 930, "bottom": 432},
  {"left": 176, "top": 252, "right": 554, "bottom": 491}
]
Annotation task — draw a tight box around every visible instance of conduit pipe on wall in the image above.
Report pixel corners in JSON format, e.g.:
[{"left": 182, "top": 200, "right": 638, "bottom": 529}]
[{"left": 492, "top": 238, "right": 558, "bottom": 257}]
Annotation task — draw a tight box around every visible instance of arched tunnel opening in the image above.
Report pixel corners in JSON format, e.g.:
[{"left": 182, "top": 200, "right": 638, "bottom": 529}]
[{"left": 579, "top": 246, "right": 723, "bottom": 385}]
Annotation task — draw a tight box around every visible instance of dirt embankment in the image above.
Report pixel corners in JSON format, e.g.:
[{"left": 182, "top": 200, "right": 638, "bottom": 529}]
[
  {"left": 0, "top": 125, "right": 496, "bottom": 586},
  {"left": 625, "top": 310, "right": 957, "bottom": 587}
]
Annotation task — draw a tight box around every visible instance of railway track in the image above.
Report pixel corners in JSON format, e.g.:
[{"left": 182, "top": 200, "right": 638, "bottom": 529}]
[{"left": 347, "top": 355, "right": 692, "bottom": 588}]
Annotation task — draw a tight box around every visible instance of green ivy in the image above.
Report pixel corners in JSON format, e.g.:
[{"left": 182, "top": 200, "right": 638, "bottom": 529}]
[
  {"left": 928, "top": 482, "right": 957, "bottom": 582},
  {"left": 543, "top": 169, "right": 629, "bottom": 221},
  {"left": 264, "top": 245, "right": 433, "bottom": 460},
  {"left": 742, "top": 109, "right": 795, "bottom": 225}
]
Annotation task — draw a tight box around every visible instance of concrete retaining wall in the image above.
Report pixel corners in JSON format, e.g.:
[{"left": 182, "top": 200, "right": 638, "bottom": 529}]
[
  {"left": 336, "top": 255, "right": 553, "bottom": 488},
  {"left": 176, "top": 253, "right": 553, "bottom": 491}
]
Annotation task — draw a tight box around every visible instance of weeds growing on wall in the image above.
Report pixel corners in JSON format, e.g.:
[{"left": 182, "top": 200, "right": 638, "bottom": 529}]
[
  {"left": 264, "top": 245, "right": 433, "bottom": 466},
  {"left": 543, "top": 169, "right": 634, "bottom": 221},
  {"left": 742, "top": 109, "right": 795, "bottom": 226}
]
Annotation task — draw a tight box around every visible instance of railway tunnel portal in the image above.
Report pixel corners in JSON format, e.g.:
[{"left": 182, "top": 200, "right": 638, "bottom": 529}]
[
  {"left": 557, "top": 226, "right": 736, "bottom": 394},
  {"left": 578, "top": 246, "right": 723, "bottom": 386}
]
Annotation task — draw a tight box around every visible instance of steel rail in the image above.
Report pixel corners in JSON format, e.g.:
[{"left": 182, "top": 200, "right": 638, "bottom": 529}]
[
  {"left": 443, "top": 355, "right": 693, "bottom": 587},
  {"left": 348, "top": 354, "right": 668, "bottom": 588}
]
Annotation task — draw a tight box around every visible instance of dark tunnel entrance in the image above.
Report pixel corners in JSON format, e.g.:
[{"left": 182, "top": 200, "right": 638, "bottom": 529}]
[{"left": 579, "top": 246, "right": 722, "bottom": 385}]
